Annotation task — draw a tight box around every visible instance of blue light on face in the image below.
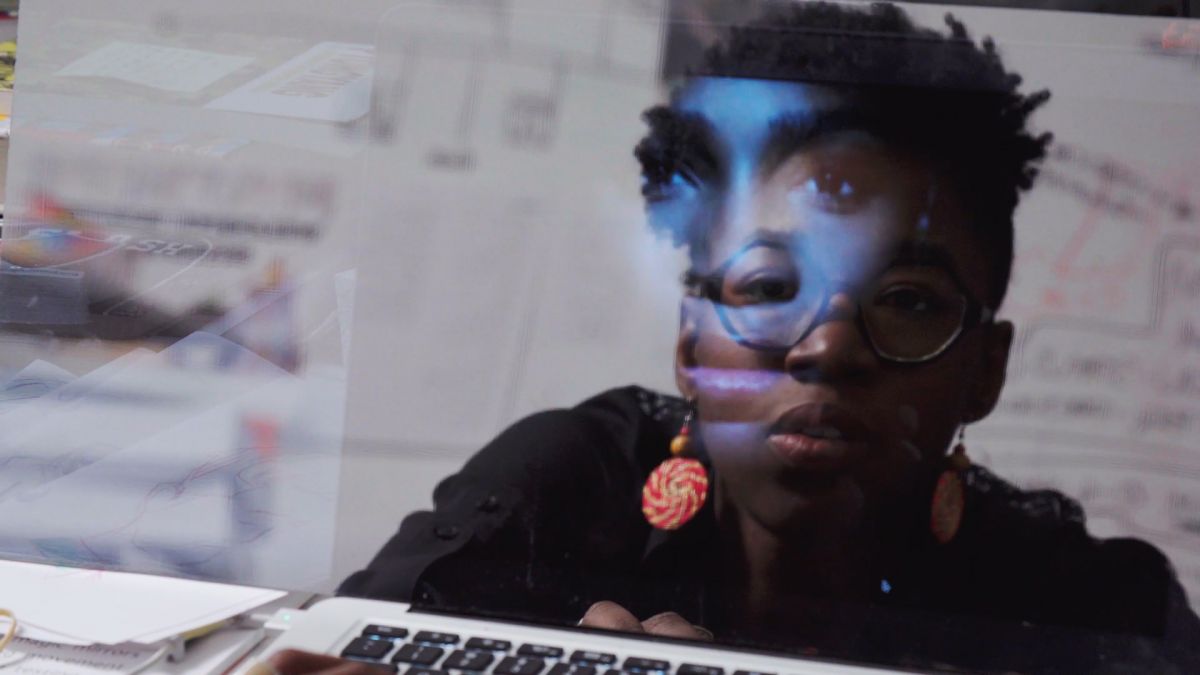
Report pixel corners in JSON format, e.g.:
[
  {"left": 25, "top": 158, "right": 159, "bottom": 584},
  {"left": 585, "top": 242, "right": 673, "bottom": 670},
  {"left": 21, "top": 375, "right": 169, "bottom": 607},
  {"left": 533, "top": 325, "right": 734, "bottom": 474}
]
[
  {"left": 644, "top": 75, "right": 924, "bottom": 342},
  {"left": 645, "top": 78, "right": 833, "bottom": 270},
  {"left": 676, "top": 77, "right": 831, "bottom": 190}
]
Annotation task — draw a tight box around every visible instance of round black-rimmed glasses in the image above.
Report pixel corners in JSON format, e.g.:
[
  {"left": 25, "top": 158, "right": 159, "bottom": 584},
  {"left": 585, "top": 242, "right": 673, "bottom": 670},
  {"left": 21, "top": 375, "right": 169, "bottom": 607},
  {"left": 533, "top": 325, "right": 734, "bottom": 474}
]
[{"left": 685, "top": 239, "right": 994, "bottom": 363}]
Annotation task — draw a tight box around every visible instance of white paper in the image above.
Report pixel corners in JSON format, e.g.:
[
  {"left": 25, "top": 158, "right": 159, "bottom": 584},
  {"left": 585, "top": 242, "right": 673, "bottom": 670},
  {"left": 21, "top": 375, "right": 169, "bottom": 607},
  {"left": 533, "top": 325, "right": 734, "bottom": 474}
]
[
  {"left": 0, "top": 559, "right": 285, "bottom": 645},
  {"left": 2, "top": 637, "right": 163, "bottom": 675},
  {"left": 56, "top": 42, "right": 252, "bottom": 93},
  {"left": 0, "top": 359, "right": 75, "bottom": 412},
  {"left": 205, "top": 43, "right": 373, "bottom": 121}
]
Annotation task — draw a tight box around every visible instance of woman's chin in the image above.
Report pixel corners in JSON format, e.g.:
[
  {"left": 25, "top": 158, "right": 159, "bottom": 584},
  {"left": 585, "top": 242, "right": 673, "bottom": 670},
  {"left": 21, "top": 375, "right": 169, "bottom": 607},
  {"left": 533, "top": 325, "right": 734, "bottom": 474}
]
[{"left": 751, "top": 473, "right": 867, "bottom": 537}]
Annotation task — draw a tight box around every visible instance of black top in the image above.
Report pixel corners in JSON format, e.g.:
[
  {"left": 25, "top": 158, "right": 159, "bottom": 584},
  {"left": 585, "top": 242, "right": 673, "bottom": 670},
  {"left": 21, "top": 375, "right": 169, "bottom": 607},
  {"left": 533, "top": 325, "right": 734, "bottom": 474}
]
[{"left": 340, "top": 386, "right": 1200, "bottom": 672}]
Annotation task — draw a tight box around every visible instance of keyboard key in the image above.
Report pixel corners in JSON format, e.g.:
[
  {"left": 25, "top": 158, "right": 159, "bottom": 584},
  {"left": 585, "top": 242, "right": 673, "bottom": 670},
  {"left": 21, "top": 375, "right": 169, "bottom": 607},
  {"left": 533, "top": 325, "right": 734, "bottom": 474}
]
[
  {"left": 570, "top": 651, "right": 616, "bottom": 666},
  {"left": 623, "top": 657, "right": 670, "bottom": 672},
  {"left": 413, "top": 631, "right": 460, "bottom": 645},
  {"left": 392, "top": 644, "right": 445, "bottom": 666},
  {"left": 495, "top": 656, "right": 547, "bottom": 675},
  {"left": 405, "top": 669, "right": 451, "bottom": 675},
  {"left": 549, "top": 664, "right": 596, "bottom": 675},
  {"left": 466, "top": 637, "right": 512, "bottom": 651},
  {"left": 342, "top": 636, "right": 394, "bottom": 660},
  {"left": 518, "top": 644, "right": 564, "bottom": 658},
  {"left": 732, "top": 672, "right": 776, "bottom": 675},
  {"left": 364, "top": 625, "right": 409, "bottom": 640},
  {"left": 348, "top": 658, "right": 398, "bottom": 667},
  {"left": 443, "top": 649, "right": 495, "bottom": 671},
  {"left": 678, "top": 666, "right": 724, "bottom": 675}
]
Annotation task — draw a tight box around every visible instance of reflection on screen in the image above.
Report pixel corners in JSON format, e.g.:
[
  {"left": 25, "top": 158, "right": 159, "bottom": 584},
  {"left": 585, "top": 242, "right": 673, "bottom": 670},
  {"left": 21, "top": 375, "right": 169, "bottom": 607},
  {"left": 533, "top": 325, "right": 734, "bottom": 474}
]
[
  {"left": 4, "top": 0, "right": 1200, "bottom": 671},
  {"left": 0, "top": 0, "right": 370, "bottom": 589}
]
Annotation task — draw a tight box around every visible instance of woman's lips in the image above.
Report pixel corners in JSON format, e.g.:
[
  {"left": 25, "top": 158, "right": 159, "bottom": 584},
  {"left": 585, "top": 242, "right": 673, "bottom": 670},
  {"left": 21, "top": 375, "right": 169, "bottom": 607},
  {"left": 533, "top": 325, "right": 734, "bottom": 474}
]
[
  {"left": 767, "top": 403, "right": 872, "bottom": 470},
  {"left": 766, "top": 433, "right": 860, "bottom": 469}
]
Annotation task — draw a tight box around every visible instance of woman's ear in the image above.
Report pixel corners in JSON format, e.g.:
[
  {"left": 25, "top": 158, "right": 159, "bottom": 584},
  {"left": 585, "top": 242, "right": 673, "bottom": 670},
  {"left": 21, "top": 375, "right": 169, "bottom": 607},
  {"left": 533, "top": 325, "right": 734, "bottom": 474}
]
[
  {"left": 965, "top": 319, "right": 1014, "bottom": 423},
  {"left": 675, "top": 298, "right": 701, "bottom": 399}
]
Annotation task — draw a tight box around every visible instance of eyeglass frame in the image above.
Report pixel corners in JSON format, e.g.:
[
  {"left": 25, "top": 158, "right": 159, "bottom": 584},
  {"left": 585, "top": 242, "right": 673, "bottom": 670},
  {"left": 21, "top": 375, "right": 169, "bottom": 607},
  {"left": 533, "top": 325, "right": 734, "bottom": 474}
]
[{"left": 684, "top": 239, "right": 996, "bottom": 364}]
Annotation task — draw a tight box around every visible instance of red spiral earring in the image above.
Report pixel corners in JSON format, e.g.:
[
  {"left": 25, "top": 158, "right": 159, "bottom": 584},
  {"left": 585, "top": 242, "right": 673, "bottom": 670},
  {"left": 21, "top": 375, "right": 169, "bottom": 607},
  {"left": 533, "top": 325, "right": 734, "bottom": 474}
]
[
  {"left": 642, "top": 404, "right": 709, "bottom": 530},
  {"left": 930, "top": 426, "right": 971, "bottom": 544}
]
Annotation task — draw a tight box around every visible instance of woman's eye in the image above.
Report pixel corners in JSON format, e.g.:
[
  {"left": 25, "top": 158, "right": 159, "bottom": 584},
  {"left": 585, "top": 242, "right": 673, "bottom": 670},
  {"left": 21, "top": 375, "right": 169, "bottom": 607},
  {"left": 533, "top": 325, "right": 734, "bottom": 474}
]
[
  {"left": 641, "top": 168, "right": 697, "bottom": 202},
  {"left": 875, "top": 286, "right": 940, "bottom": 313},
  {"left": 732, "top": 276, "right": 798, "bottom": 304},
  {"left": 638, "top": 151, "right": 704, "bottom": 203}
]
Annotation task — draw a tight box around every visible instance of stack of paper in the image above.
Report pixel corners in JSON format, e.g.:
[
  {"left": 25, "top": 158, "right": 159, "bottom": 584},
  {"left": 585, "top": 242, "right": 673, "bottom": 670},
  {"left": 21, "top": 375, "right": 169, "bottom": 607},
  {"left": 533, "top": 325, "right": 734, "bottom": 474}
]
[{"left": 0, "top": 559, "right": 285, "bottom": 645}]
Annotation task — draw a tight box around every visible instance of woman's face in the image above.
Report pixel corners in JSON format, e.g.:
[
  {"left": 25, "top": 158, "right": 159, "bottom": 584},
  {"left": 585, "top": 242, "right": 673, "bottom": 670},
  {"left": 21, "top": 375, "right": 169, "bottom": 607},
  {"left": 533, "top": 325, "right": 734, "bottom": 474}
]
[{"left": 648, "top": 78, "right": 1013, "bottom": 537}]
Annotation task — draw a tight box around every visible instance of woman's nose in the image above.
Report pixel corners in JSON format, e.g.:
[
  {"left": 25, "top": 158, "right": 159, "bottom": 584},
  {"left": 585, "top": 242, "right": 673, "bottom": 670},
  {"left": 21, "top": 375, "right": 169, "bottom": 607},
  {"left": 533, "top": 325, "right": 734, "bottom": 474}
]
[{"left": 783, "top": 293, "right": 876, "bottom": 382}]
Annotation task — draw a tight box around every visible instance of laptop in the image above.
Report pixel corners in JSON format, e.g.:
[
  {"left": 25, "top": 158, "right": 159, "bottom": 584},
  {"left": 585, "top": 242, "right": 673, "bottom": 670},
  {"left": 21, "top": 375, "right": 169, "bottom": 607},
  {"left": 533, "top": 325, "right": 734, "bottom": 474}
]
[
  {"left": 3, "top": 0, "right": 1200, "bottom": 673},
  {"left": 254, "top": 597, "right": 891, "bottom": 674}
]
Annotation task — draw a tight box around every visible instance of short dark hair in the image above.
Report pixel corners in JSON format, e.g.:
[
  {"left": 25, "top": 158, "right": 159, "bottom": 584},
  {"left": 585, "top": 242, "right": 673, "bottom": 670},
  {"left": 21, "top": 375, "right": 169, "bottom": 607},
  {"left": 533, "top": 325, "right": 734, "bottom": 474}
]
[{"left": 636, "top": 1, "right": 1052, "bottom": 308}]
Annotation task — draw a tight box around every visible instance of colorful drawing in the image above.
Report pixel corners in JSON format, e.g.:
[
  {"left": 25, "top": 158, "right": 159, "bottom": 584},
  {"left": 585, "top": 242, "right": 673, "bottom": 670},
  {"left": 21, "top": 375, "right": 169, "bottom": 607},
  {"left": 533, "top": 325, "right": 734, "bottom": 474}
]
[{"left": 1, "top": 195, "right": 119, "bottom": 268}]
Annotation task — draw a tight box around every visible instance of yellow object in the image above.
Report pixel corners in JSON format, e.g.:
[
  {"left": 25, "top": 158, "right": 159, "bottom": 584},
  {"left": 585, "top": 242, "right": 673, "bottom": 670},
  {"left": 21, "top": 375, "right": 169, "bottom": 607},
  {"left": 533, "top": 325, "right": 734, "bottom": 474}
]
[
  {"left": 0, "top": 608, "right": 16, "bottom": 654},
  {"left": 669, "top": 434, "right": 690, "bottom": 456},
  {"left": 179, "top": 619, "right": 228, "bottom": 642},
  {"left": 948, "top": 443, "right": 971, "bottom": 471}
]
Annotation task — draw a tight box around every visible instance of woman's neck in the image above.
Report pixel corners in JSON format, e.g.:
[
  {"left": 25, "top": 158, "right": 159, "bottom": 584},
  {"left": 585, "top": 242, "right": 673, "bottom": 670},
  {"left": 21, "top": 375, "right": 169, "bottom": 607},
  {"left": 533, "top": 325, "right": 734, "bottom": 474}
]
[{"left": 712, "top": 481, "right": 908, "bottom": 628}]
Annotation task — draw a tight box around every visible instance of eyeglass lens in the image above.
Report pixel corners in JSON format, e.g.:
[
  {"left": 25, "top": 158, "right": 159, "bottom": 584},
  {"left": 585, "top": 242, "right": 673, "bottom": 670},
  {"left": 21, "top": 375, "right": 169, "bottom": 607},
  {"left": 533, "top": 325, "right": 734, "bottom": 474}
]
[{"left": 712, "top": 243, "right": 970, "bottom": 360}]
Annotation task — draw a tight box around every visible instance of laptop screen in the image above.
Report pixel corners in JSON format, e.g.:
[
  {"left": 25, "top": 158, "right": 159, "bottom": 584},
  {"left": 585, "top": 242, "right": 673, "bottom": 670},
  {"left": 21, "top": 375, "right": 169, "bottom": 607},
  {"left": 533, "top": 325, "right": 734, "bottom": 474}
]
[{"left": 3, "top": 0, "right": 1200, "bottom": 670}]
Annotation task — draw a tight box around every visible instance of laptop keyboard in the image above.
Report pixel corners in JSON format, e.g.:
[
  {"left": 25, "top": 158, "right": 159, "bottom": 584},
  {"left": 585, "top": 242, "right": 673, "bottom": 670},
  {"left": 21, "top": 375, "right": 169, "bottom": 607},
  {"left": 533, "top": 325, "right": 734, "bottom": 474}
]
[{"left": 339, "top": 624, "right": 776, "bottom": 675}]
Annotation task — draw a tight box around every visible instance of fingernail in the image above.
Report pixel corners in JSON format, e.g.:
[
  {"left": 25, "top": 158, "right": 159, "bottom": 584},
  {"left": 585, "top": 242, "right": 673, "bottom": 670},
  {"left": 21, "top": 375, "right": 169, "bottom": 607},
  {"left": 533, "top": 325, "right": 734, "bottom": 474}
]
[
  {"left": 692, "top": 624, "right": 714, "bottom": 640},
  {"left": 245, "top": 662, "right": 279, "bottom": 675}
]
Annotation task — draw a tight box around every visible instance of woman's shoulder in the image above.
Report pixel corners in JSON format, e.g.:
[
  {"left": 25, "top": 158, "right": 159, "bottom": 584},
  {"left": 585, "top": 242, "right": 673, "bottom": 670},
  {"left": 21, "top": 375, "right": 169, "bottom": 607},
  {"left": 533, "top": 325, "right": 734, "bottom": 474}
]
[
  {"left": 963, "top": 465, "right": 1167, "bottom": 579},
  {"left": 419, "top": 384, "right": 684, "bottom": 518},
  {"left": 959, "top": 466, "right": 1193, "bottom": 638},
  {"left": 963, "top": 465, "right": 1086, "bottom": 536},
  {"left": 450, "top": 385, "right": 683, "bottom": 485},
  {"left": 339, "top": 386, "right": 678, "bottom": 603}
]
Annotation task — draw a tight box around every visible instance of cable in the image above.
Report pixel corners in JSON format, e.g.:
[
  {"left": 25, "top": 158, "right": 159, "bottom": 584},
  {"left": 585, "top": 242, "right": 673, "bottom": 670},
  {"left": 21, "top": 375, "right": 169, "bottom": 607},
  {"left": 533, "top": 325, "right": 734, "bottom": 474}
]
[
  {"left": 126, "top": 643, "right": 170, "bottom": 675},
  {"left": 0, "top": 609, "right": 15, "bottom": 653}
]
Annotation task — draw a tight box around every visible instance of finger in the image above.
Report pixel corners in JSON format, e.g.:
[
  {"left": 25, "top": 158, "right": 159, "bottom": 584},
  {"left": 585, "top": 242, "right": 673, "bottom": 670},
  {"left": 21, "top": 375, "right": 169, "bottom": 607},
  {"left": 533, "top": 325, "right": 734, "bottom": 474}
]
[
  {"left": 579, "top": 601, "right": 645, "bottom": 633},
  {"left": 640, "top": 611, "right": 711, "bottom": 641},
  {"left": 264, "top": 656, "right": 391, "bottom": 675},
  {"left": 267, "top": 649, "right": 368, "bottom": 675}
]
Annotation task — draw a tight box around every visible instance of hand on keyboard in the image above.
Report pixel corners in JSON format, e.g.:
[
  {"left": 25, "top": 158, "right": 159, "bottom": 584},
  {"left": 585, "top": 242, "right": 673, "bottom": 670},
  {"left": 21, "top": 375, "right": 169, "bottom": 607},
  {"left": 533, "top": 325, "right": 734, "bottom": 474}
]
[
  {"left": 250, "top": 604, "right": 710, "bottom": 674},
  {"left": 578, "top": 602, "right": 713, "bottom": 642}
]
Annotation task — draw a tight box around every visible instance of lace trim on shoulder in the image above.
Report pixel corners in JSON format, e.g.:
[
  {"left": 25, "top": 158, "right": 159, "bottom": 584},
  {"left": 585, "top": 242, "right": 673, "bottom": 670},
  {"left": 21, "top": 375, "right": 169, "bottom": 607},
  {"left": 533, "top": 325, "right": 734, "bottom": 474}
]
[
  {"left": 965, "top": 464, "right": 1086, "bottom": 527},
  {"left": 634, "top": 388, "right": 688, "bottom": 423}
]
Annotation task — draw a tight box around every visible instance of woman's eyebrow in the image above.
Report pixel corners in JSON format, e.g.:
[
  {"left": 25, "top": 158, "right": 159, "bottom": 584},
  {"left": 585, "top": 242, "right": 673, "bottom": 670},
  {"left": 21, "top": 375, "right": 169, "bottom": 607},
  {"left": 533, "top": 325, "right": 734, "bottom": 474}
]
[
  {"left": 638, "top": 106, "right": 719, "bottom": 168},
  {"left": 885, "top": 240, "right": 960, "bottom": 274},
  {"left": 761, "top": 108, "right": 884, "bottom": 171}
]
